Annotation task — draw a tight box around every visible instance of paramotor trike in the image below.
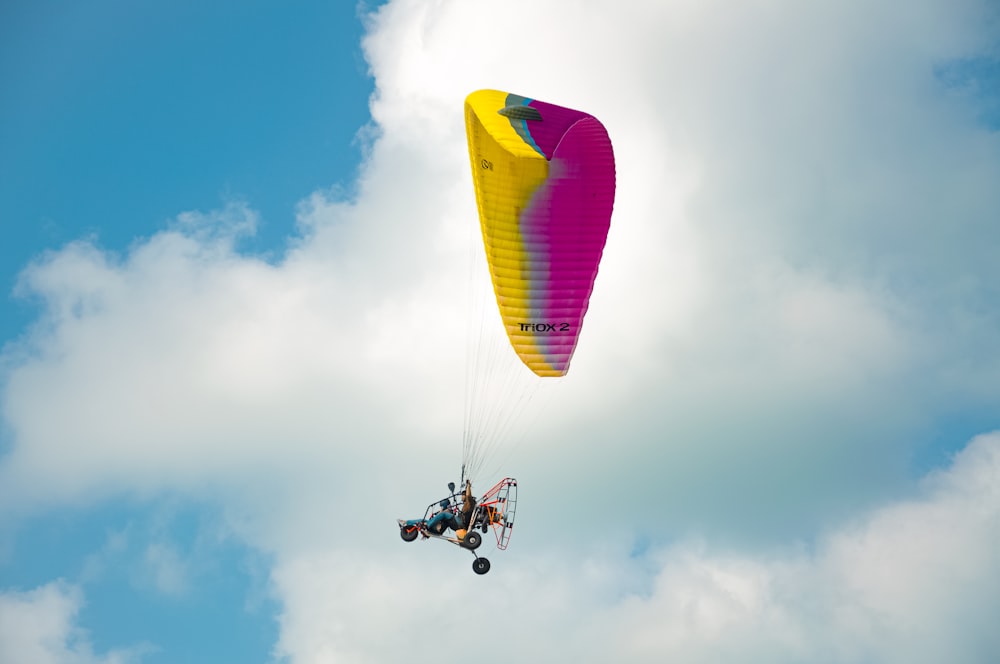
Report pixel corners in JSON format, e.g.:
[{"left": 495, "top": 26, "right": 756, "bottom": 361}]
[{"left": 397, "top": 477, "right": 517, "bottom": 575}]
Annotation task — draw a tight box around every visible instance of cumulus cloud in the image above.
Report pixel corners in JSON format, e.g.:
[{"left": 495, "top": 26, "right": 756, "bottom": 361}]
[
  {"left": 3, "top": 0, "right": 998, "bottom": 530},
  {"left": 272, "top": 432, "right": 1000, "bottom": 664},
  {"left": 0, "top": 582, "right": 143, "bottom": 664},
  {"left": 351, "top": 0, "right": 1000, "bottom": 539},
  {"left": 2, "top": 0, "right": 1000, "bottom": 661}
]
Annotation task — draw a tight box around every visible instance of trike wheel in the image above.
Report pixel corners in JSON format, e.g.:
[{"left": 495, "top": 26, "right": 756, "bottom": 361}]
[
  {"left": 462, "top": 531, "right": 483, "bottom": 550},
  {"left": 472, "top": 557, "right": 491, "bottom": 575},
  {"left": 399, "top": 527, "right": 419, "bottom": 542}
]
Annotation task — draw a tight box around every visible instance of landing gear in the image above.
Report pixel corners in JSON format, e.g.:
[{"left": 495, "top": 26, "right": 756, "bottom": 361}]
[
  {"left": 397, "top": 520, "right": 421, "bottom": 542},
  {"left": 472, "top": 557, "right": 491, "bottom": 575},
  {"left": 462, "top": 531, "right": 483, "bottom": 550}
]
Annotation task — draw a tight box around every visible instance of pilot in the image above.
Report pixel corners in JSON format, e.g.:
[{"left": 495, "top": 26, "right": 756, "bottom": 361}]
[
  {"left": 424, "top": 481, "right": 476, "bottom": 537},
  {"left": 424, "top": 499, "right": 457, "bottom": 534}
]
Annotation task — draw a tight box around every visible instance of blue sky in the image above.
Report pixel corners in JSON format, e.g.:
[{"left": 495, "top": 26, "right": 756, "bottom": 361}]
[
  {"left": 1, "top": 0, "right": 373, "bottom": 342},
  {"left": 2, "top": 2, "right": 373, "bottom": 662},
  {"left": 4, "top": 502, "right": 276, "bottom": 662},
  {"left": 2, "top": 1, "right": 1000, "bottom": 663}
]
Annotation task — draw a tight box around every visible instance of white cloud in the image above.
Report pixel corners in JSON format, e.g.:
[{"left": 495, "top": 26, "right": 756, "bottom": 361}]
[
  {"left": 2, "top": 0, "right": 1000, "bottom": 662},
  {"left": 0, "top": 582, "right": 143, "bottom": 664},
  {"left": 139, "top": 542, "right": 190, "bottom": 598},
  {"left": 271, "top": 432, "right": 1000, "bottom": 664},
  {"left": 2, "top": 0, "right": 996, "bottom": 527}
]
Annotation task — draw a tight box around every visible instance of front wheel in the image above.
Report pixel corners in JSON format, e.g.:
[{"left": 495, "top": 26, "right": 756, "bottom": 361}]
[
  {"left": 472, "top": 557, "right": 491, "bottom": 575},
  {"left": 400, "top": 527, "right": 419, "bottom": 542}
]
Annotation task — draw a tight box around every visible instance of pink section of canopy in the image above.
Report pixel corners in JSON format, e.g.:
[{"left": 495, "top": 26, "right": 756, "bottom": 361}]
[{"left": 516, "top": 102, "right": 615, "bottom": 372}]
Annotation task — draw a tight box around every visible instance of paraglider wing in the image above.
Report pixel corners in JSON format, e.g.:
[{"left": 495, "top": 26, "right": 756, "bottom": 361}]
[{"left": 464, "top": 90, "right": 616, "bottom": 377}]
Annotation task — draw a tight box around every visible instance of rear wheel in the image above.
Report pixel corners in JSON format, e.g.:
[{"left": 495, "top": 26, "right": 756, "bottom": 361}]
[
  {"left": 400, "top": 527, "right": 419, "bottom": 542},
  {"left": 472, "top": 557, "right": 491, "bottom": 575},
  {"left": 463, "top": 531, "right": 483, "bottom": 550}
]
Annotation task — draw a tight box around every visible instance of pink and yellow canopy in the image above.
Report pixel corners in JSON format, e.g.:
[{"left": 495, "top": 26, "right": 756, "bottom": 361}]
[{"left": 464, "top": 89, "right": 616, "bottom": 377}]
